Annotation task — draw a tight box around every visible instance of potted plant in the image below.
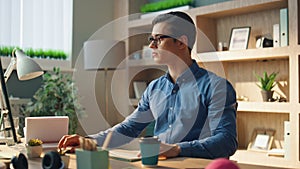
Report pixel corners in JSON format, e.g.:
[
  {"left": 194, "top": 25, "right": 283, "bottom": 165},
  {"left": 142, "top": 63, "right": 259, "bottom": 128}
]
[
  {"left": 254, "top": 71, "right": 278, "bottom": 101},
  {"left": 24, "top": 67, "right": 85, "bottom": 134},
  {"left": 140, "top": 0, "right": 193, "bottom": 13},
  {"left": 26, "top": 138, "right": 43, "bottom": 158}
]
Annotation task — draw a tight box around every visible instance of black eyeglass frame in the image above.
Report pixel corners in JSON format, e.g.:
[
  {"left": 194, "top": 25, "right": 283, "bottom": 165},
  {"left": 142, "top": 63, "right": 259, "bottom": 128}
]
[{"left": 148, "top": 35, "right": 175, "bottom": 45}]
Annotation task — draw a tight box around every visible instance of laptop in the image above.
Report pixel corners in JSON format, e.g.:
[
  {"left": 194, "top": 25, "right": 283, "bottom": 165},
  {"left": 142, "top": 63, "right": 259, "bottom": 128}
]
[{"left": 24, "top": 116, "right": 69, "bottom": 149}]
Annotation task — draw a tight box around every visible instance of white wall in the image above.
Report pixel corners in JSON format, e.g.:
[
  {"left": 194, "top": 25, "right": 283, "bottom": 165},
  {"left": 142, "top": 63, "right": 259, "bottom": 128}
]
[{"left": 72, "top": 0, "right": 129, "bottom": 135}]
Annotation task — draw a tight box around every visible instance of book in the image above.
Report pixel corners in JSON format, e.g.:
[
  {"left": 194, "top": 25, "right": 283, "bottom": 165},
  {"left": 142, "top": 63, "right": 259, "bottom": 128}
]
[
  {"left": 273, "top": 24, "right": 280, "bottom": 47},
  {"left": 109, "top": 149, "right": 141, "bottom": 162},
  {"left": 280, "top": 8, "right": 288, "bottom": 47},
  {"left": 284, "top": 121, "right": 290, "bottom": 159},
  {"left": 109, "top": 139, "right": 141, "bottom": 162},
  {"left": 133, "top": 81, "right": 147, "bottom": 99}
]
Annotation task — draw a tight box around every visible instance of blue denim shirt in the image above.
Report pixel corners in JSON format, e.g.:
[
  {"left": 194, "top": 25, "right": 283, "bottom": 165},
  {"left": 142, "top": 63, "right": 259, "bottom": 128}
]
[{"left": 90, "top": 60, "right": 238, "bottom": 159}]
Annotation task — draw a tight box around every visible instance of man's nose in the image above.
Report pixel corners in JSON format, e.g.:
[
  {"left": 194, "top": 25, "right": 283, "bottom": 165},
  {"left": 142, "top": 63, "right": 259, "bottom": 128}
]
[{"left": 149, "top": 41, "right": 157, "bottom": 48}]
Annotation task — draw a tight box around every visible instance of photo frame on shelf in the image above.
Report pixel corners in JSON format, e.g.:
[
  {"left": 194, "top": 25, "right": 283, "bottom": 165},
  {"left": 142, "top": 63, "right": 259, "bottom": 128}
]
[
  {"left": 247, "top": 128, "right": 275, "bottom": 152},
  {"left": 229, "top": 26, "right": 251, "bottom": 50}
]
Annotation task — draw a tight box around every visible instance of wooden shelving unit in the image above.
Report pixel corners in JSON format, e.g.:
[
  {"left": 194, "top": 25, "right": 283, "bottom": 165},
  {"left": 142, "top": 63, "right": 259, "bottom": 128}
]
[{"left": 117, "top": 0, "right": 300, "bottom": 167}]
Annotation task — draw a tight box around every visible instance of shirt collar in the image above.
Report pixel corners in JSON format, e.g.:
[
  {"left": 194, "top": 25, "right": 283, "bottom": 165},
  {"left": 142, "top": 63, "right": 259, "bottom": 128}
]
[{"left": 164, "top": 60, "right": 201, "bottom": 83}]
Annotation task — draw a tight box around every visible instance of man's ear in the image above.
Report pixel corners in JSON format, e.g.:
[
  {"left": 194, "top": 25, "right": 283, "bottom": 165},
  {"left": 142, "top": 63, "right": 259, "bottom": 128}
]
[{"left": 177, "top": 35, "right": 188, "bottom": 50}]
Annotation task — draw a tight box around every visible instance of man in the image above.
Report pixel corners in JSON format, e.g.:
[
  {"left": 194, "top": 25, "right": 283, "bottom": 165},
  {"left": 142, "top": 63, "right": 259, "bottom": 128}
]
[{"left": 58, "top": 11, "right": 238, "bottom": 159}]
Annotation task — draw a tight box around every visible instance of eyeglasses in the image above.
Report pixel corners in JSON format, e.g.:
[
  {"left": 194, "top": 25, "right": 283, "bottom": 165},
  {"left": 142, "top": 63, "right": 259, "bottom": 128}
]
[{"left": 148, "top": 35, "right": 174, "bottom": 45}]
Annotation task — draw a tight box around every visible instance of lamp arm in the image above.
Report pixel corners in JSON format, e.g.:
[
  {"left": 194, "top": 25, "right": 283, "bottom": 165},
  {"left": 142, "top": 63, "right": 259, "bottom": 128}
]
[
  {"left": 4, "top": 57, "right": 16, "bottom": 83},
  {"left": 0, "top": 88, "right": 4, "bottom": 109},
  {"left": 0, "top": 58, "right": 18, "bottom": 143}
]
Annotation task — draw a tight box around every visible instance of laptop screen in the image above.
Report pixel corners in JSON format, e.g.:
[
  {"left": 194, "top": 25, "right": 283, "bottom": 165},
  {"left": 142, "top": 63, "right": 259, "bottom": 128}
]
[{"left": 24, "top": 116, "right": 69, "bottom": 144}]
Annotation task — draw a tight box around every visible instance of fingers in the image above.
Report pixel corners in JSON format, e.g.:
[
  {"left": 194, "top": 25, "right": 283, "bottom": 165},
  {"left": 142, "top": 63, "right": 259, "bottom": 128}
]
[
  {"left": 69, "top": 145, "right": 81, "bottom": 153},
  {"left": 58, "top": 135, "right": 69, "bottom": 149},
  {"left": 159, "top": 143, "right": 173, "bottom": 154},
  {"left": 159, "top": 143, "right": 180, "bottom": 158},
  {"left": 79, "top": 137, "right": 97, "bottom": 151},
  {"left": 57, "top": 134, "right": 81, "bottom": 150},
  {"left": 137, "top": 151, "right": 141, "bottom": 157}
]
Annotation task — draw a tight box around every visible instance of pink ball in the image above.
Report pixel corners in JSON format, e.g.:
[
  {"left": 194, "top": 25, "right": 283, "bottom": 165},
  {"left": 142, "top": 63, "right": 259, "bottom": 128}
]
[{"left": 205, "top": 158, "right": 240, "bottom": 169}]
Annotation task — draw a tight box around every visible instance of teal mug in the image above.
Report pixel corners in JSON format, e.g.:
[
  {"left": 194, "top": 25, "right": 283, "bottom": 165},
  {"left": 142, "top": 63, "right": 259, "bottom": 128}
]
[{"left": 139, "top": 136, "right": 160, "bottom": 167}]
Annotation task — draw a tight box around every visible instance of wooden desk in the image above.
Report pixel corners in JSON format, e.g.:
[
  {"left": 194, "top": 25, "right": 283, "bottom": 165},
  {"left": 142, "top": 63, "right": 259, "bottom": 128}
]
[
  {"left": 26, "top": 154, "right": 294, "bottom": 169},
  {"left": 0, "top": 145, "right": 296, "bottom": 169}
]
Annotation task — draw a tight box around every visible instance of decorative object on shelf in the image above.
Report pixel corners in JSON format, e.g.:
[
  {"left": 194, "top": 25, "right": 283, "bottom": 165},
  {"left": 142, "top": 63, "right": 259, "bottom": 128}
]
[
  {"left": 236, "top": 95, "right": 249, "bottom": 102},
  {"left": 254, "top": 71, "right": 278, "bottom": 102},
  {"left": 24, "top": 67, "right": 85, "bottom": 134},
  {"left": 0, "top": 48, "right": 44, "bottom": 144},
  {"left": 223, "top": 42, "right": 228, "bottom": 51},
  {"left": 26, "top": 138, "right": 43, "bottom": 158},
  {"left": 217, "top": 42, "right": 223, "bottom": 51},
  {"left": 217, "top": 42, "right": 228, "bottom": 51},
  {"left": 247, "top": 128, "right": 275, "bottom": 152},
  {"left": 256, "top": 36, "right": 273, "bottom": 48},
  {"left": 229, "top": 26, "right": 251, "bottom": 50}
]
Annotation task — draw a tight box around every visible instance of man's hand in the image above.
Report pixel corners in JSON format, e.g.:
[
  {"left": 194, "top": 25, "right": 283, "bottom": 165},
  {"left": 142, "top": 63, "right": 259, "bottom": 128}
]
[
  {"left": 136, "top": 142, "right": 181, "bottom": 159},
  {"left": 58, "top": 134, "right": 83, "bottom": 153},
  {"left": 159, "top": 142, "right": 181, "bottom": 158}
]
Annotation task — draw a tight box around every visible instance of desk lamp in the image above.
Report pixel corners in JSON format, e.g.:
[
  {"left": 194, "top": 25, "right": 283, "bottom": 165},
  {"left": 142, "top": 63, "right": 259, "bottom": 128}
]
[
  {"left": 84, "top": 40, "right": 125, "bottom": 125},
  {"left": 0, "top": 48, "right": 44, "bottom": 143}
]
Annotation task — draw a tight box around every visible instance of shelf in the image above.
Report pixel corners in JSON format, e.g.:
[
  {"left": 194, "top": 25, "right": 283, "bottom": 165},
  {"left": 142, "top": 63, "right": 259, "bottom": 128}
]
[
  {"left": 189, "top": 0, "right": 287, "bottom": 18},
  {"left": 128, "top": 0, "right": 287, "bottom": 30},
  {"left": 195, "top": 47, "right": 290, "bottom": 62},
  {"left": 128, "top": 17, "right": 153, "bottom": 30},
  {"left": 237, "top": 101, "right": 290, "bottom": 113},
  {"left": 230, "top": 150, "right": 295, "bottom": 168},
  {"left": 0, "top": 56, "right": 73, "bottom": 72}
]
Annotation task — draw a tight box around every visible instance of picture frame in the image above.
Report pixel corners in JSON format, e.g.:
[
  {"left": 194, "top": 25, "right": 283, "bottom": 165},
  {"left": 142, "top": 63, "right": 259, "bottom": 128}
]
[
  {"left": 229, "top": 26, "right": 251, "bottom": 50},
  {"left": 247, "top": 128, "right": 276, "bottom": 152}
]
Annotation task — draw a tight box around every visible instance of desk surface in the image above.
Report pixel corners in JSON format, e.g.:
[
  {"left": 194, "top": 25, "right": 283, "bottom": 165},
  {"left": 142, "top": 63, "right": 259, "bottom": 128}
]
[
  {"left": 27, "top": 154, "right": 292, "bottom": 169},
  {"left": 0, "top": 145, "right": 296, "bottom": 169}
]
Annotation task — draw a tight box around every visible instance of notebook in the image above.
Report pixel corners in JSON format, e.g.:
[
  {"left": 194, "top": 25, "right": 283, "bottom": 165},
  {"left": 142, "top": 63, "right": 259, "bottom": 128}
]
[
  {"left": 109, "top": 138, "right": 141, "bottom": 162},
  {"left": 24, "top": 116, "right": 69, "bottom": 149}
]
